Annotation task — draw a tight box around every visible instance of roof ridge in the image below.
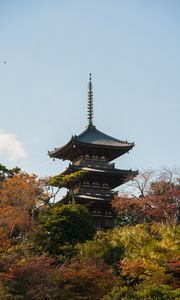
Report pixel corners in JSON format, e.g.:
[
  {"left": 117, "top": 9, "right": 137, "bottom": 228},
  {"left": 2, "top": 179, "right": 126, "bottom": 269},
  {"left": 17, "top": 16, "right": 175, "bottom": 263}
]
[{"left": 75, "top": 126, "right": 133, "bottom": 145}]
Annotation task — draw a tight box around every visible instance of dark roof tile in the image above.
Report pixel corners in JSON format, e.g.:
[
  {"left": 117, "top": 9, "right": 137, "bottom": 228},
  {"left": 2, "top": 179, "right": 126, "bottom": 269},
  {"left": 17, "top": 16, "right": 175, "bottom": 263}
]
[{"left": 74, "top": 126, "right": 133, "bottom": 147}]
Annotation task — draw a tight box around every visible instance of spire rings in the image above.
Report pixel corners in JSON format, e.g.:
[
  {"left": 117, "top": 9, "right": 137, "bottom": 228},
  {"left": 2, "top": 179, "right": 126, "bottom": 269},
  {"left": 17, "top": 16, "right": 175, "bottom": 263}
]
[{"left": 87, "top": 73, "right": 93, "bottom": 127}]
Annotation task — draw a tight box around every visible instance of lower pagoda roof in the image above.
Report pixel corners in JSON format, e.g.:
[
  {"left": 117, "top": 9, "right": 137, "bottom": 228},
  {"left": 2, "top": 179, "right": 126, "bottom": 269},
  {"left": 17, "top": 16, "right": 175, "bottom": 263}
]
[
  {"left": 60, "top": 193, "right": 114, "bottom": 205},
  {"left": 63, "top": 164, "right": 138, "bottom": 189},
  {"left": 76, "top": 194, "right": 110, "bottom": 201},
  {"left": 48, "top": 125, "right": 134, "bottom": 162}
]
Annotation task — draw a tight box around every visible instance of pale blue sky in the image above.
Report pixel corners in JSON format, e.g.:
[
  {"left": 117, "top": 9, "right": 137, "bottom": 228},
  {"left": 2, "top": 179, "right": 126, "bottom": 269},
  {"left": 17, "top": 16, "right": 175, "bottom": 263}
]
[{"left": 0, "top": 0, "right": 180, "bottom": 177}]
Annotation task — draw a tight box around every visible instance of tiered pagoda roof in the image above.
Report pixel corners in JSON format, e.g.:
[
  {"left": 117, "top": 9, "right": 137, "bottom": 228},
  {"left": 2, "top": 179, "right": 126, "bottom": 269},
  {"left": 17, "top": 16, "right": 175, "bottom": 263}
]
[
  {"left": 48, "top": 74, "right": 137, "bottom": 229},
  {"left": 63, "top": 163, "right": 137, "bottom": 189},
  {"left": 48, "top": 125, "right": 134, "bottom": 161}
]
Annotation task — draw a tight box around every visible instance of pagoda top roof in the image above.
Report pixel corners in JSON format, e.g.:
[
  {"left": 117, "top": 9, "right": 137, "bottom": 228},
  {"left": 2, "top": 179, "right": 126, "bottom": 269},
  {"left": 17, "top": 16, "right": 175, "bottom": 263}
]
[
  {"left": 73, "top": 125, "right": 133, "bottom": 147},
  {"left": 48, "top": 125, "right": 134, "bottom": 161},
  {"left": 48, "top": 74, "right": 135, "bottom": 161}
]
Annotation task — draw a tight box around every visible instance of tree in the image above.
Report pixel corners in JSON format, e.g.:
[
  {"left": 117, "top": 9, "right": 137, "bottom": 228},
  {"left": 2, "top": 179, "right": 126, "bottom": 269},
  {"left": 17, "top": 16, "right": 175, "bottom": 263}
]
[
  {"left": 0, "top": 164, "right": 20, "bottom": 183},
  {"left": 79, "top": 223, "right": 180, "bottom": 291},
  {"left": 36, "top": 203, "right": 93, "bottom": 256},
  {"left": 53, "top": 257, "right": 117, "bottom": 300},
  {"left": 113, "top": 168, "right": 180, "bottom": 225},
  {"left": 102, "top": 284, "right": 180, "bottom": 300},
  {"left": 77, "top": 230, "right": 124, "bottom": 273},
  {"left": 49, "top": 170, "right": 86, "bottom": 202},
  {"left": 0, "top": 173, "right": 42, "bottom": 252},
  {"left": 2, "top": 255, "right": 56, "bottom": 300},
  {"left": 36, "top": 176, "right": 61, "bottom": 207},
  {"left": 1, "top": 256, "right": 116, "bottom": 300}
]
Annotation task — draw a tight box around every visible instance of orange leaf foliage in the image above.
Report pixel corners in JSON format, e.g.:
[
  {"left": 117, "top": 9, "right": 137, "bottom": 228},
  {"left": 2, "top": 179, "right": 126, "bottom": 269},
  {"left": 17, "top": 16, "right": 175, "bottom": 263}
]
[{"left": 0, "top": 173, "right": 39, "bottom": 251}]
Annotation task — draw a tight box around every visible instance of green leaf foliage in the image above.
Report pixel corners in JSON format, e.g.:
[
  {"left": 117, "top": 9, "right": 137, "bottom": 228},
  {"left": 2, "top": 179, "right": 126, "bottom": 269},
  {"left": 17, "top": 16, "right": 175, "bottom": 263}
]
[
  {"left": 77, "top": 231, "right": 124, "bottom": 273},
  {"left": 103, "top": 284, "right": 180, "bottom": 300},
  {"left": 49, "top": 170, "right": 86, "bottom": 189},
  {"left": 0, "top": 163, "right": 20, "bottom": 183},
  {"left": 0, "top": 167, "right": 179, "bottom": 299},
  {"left": 36, "top": 203, "right": 93, "bottom": 256},
  {"left": 78, "top": 224, "right": 180, "bottom": 287}
]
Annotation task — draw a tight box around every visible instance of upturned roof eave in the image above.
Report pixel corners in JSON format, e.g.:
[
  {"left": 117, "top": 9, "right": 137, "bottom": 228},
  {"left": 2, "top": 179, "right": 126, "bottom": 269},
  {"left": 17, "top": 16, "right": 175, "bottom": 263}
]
[
  {"left": 75, "top": 125, "right": 132, "bottom": 145},
  {"left": 48, "top": 137, "right": 134, "bottom": 159},
  {"left": 61, "top": 166, "right": 138, "bottom": 189},
  {"left": 48, "top": 137, "right": 74, "bottom": 158},
  {"left": 73, "top": 139, "right": 134, "bottom": 149},
  {"left": 63, "top": 164, "right": 138, "bottom": 177}
]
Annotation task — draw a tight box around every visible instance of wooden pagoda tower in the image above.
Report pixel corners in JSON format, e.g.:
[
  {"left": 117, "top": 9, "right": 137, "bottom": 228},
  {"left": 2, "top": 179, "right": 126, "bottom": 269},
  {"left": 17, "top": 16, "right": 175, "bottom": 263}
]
[{"left": 48, "top": 74, "right": 137, "bottom": 229}]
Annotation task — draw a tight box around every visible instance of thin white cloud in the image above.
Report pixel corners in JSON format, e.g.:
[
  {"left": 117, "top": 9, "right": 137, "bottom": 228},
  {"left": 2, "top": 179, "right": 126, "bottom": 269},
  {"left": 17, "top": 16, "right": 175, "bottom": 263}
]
[{"left": 0, "top": 130, "right": 27, "bottom": 161}]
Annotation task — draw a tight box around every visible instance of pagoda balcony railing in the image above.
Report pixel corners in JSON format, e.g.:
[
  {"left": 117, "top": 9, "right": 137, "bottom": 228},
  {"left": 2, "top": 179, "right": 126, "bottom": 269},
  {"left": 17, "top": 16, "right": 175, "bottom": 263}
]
[
  {"left": 74, "top": 160, "right": 115, "bottom": 169},
  {"left": 73, "top": 186, "right": 116, "bottom": 197}
]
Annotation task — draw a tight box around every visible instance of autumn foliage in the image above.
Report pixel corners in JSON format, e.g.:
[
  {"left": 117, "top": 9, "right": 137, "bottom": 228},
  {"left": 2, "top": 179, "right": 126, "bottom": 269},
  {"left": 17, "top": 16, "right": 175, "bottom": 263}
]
[
  {"left": 0, "top": 166, "right": 179, "bottom": 299},
  {"left": 113, "top": 169, "right": 180, "bottom": 226},
  {"left": 0, "top": 173, "right": 40, "bottom": 252}
]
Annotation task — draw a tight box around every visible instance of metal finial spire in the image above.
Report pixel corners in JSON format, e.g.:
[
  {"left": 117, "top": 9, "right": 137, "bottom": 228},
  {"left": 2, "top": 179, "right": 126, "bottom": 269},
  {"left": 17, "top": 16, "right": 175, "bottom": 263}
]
[{"left": 87, "top": 73, "right": 93, "bottom": 127}]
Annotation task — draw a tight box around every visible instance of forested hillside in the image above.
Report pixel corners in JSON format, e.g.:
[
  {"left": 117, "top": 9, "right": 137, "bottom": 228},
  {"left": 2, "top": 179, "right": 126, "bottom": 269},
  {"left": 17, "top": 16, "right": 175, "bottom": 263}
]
[{"left": 0, "top": 164, "right": 179, "bottom": 299}]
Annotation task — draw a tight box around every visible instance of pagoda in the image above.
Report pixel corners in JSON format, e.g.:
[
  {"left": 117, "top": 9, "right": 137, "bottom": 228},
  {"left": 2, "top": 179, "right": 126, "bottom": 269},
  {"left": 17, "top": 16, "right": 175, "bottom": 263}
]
[{"left": 48, "top": 74, "right": 137, "bottom": 229}]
